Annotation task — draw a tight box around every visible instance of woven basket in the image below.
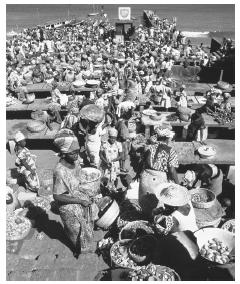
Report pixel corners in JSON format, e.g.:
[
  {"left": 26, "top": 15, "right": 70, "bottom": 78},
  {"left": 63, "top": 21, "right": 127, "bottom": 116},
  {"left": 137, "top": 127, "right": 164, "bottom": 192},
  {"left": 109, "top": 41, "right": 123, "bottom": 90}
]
[
  {"left": 27, "top": 120, "right": 46, "bottom": 133},
  {"left": 196, "top": 217, "right": 221, "bottom": 229},
  {"left": 95, "top": 200, "right": 120, "bottom": 230},
  {"left": 190, "top": 188, "right": 216, "bottom": 209},
  {"left": 6, "top": 215, "right": 32, "bottom": 241},
  {"left": 79, "top": 167, "right": 101, "bottom": 196},
  {"left": 119, "top": 221, "right": 155, "bottom": 242}
]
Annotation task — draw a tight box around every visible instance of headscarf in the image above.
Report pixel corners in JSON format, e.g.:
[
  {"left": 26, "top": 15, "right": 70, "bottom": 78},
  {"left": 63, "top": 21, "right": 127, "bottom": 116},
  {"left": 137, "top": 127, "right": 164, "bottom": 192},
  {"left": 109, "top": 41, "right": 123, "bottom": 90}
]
[
  {"left": 159, "top": 184, "right": 190, "bottom": 207},
  {"left": 155, "top": 127, "right": 175, "bottom": 139},
  {"left": 108, "top": 127, "right": 118, "bottom": 137},
  {"left": 54, "top": 136, "right": 80, "bottom": 154},
  {"left": 14, "top": 131, "right": 25, "bottom": 142}
]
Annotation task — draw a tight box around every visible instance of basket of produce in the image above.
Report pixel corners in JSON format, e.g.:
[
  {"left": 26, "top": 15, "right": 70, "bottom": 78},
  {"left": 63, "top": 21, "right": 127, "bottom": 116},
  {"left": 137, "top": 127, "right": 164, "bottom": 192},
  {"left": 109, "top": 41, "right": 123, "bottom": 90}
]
[
  {"left": 27, "top": 120, "right": 46, "bottom": 133},
  {"left": 128, "top": 235, "right": 157, "bottom": 265},
  {"left": 110, "top": 240, "right": 137, "bottom": 269},
  {"left": 23, "top": 93, "right": 35, "bottom": 104},
  {"left": 38, "top": 169, "right": 53, "bottom": 194},
  {"left": 190, "top": 188, "right": 216, "bottom": 209},
  {"left": 119, "top": 221, "right": 155, "bottom": 242},
  {"left": 96, "top": 197, "right": 120, "bottom": 230},
  {"left": 31, "top": 110, "right": 47, "bottom": 121},
  {"left": 72, "top": 80, "right": 85, "bottom": 88},
  {"left": 79, "top": 104, "right": 105, "bottom": 123},
  {"left": 126, "top": 264, "right": 181, "bottom": 281},
  {"left": 117, "top": 210, "right": 145, "bottom": 230},
  {"left": 150, "top": 112, "right": 164, "bottom": 121},
  {"left": 221, "top": 219, "right": 235, "bottom": 234},
  {"left": 198, "top": 145, "right": 216, "bottom": 159},
  {"left": 79, "top": 167, "right": 101, "bottom": 196},
  {"left": 6, "top": 214, "right": 32, "bottom": 241},
  {"left": 217, "top": 81, "right": 231, "bottom": 91},
  {"left": 194, "top": 228, "right": 235, "bottom": 265},
  {"left": 142, "top": 109, "right": 157, "bottom": 117},
  {"left": 85, "top": 79, "right": 100, "bottom": 88},
  {"left": 131, "top": 134, "right": 147, "bottom": 151}
]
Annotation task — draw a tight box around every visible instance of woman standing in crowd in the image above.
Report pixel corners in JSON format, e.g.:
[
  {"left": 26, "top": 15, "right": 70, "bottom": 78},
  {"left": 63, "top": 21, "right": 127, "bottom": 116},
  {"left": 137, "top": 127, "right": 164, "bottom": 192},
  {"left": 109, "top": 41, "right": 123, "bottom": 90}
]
[{"left": 53, "top": 134, "right": 98, "bottom": 258}]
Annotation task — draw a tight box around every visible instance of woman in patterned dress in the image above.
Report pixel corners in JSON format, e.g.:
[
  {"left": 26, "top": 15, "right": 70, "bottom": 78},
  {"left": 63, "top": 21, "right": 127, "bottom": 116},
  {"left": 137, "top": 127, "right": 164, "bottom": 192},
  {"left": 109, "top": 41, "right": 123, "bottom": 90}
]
[
  {"left": 99, "top": 128, "right": 123, "bottom": 186},
  {"left": 53, "top": 135, "right": 98, "bottom": 258},
  {"left": 14, "top": 131, "right": 40, "bottom": 192},
  {"left": 138, "top": 127, "right": 179, "bottom": 216}
]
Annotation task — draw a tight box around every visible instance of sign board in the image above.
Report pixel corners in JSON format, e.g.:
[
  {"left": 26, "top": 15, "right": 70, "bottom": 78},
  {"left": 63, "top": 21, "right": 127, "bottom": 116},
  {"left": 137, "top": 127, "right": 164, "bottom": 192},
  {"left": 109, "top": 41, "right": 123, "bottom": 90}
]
[
  {"left": 115, "top": 35, "right": 124, "bottom": 44},
  {"left": 118, "top": 7, "right": 131, "bottom": 21}
]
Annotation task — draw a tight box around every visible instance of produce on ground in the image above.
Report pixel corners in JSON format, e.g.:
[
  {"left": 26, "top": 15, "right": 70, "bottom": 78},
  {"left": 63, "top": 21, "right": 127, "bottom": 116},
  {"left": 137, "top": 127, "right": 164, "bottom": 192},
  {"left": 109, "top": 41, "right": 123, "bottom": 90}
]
[
  {"left": 200, "top": 238, "right": 232, "bottom": 264},
  {"left": 128, "top": 264, "right": 178, "bottom": 281},
  {"left": 6, "top": 214, "right": 31, "bottom": 241}
]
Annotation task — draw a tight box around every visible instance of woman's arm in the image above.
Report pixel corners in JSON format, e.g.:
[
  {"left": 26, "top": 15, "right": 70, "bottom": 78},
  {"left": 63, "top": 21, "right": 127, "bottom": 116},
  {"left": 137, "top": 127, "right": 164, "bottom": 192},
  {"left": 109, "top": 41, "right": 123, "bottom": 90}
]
[
  {"left": 168, "top": 166, "right": 179, "bottom": 184},
  {"left": 20, "top": 159, "right": 35, "bottom": 175},
  {"left": 53, "top": 193, "right": 91, "bottom": 207}
]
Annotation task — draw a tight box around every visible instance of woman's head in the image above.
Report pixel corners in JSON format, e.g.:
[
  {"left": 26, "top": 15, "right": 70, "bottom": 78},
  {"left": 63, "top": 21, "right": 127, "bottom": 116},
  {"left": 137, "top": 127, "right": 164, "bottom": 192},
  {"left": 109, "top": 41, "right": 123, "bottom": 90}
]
[
  {"left": 108, "top": 127, "right": 118, "bottom": 144},
  {"left": 14, "top": 131, "right": 26, "bottom": 147},
  {"left": 155, "top": 127, "right": 175, "bottom": 142},
  {"left": 54, "top": 136, "right": 80, "bottom": 164}
]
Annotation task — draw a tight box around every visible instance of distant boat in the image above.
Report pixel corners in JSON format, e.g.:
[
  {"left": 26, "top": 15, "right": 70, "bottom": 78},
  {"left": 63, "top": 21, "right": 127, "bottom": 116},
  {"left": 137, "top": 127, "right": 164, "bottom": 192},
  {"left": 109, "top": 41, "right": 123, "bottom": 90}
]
[{"left": 88, "top": 13, "right": 99, "bottom": 17}]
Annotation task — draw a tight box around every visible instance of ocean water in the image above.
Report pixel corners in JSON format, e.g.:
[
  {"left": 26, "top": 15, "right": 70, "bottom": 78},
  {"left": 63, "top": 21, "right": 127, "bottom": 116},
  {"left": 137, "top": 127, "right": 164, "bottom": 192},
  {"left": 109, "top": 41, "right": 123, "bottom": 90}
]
[{"left": 6, "top": 4, "right": 235, "bottom": 45}]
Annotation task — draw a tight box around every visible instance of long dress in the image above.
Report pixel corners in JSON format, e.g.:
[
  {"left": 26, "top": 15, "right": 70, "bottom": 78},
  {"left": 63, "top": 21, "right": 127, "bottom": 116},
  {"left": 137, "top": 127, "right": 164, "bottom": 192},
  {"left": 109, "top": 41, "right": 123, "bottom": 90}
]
[{"left": 53, "top": 159, "right": 98, "bottom": 253}]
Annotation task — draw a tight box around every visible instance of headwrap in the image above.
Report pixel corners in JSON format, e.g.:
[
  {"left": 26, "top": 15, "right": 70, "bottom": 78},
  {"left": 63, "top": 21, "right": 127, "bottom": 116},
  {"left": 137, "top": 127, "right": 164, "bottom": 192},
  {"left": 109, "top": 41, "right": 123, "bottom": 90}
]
[
  {"left": 183, "top": 170, "right": 196, "bottom": 186},
  {"left": 223, "top": 92, "right": 231, "bottom": 99},
  {"left": 155, "top": 127, "right": 175, "bottom": 139},
  {"left": 108, "top": 127, "right": 118, "bottom": 137},
  {"left": 14, "top": 131, "right": 25, "bottom": 142},
  {"left": 54, "top": 136, "right": 80, "bottom": 153},
  {"left": 159, "top": 184, "right": 190, "bottom": 207}
]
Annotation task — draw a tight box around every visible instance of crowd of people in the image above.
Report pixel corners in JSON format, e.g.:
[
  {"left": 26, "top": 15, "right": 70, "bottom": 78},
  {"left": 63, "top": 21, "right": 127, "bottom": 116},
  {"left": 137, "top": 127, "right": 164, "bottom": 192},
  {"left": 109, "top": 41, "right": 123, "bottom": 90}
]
[{"left": 6, "top": 11, "right": 234, "bottom": 280}]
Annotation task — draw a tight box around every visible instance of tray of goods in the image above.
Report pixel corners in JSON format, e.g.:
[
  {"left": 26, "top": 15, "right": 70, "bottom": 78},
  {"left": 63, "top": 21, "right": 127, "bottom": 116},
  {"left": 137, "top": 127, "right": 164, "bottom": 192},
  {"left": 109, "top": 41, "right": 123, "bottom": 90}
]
[
  {"left": 80, "top": 167, "right": 101, "bottom": 184},
  {"left": 199, "top": 238, "right": 233, "bottom": 264},
  {"left": 190, "top": 188, "right": 216, "bottom": 209},
  {"left": 110, "top": 240, "right": 138, "bottom": 269},
  {"left": 194, "top": 228, "right": 235, "bottom": 265},
  {"left": 150, "top": 111, "right": 164, "bottom": 121},
  {"left": 119, "top": 221, "right": 155, "bottom": 242},
  {"left": 6, "top": 214, "right": 32, "bottom": 241},
  {"left": 24, "top": 196, "right": 52, "bottom": 212},
  {"left": 127, "top": 264, "right": 181, "bottom": 281},
  {"left": 128, "top": 235, "right": 157, "bottom": 265},
  {"left": 198, "top": 145, "right": 216, "bottom": 159},
  {"left": 79, "top": 104, "right": 104, "bottom": 123},
  {"left": 142, "top": 109, "right": 157, "bottom": 116},
  {"left": 26, "top": 120, "right": 46, "bottom": 133},
  {"left": 221, "top": 219, "right": 235, "bottom": 234},
  {"left": 85, "top": 79, "right": 100, "bottom": 88}
]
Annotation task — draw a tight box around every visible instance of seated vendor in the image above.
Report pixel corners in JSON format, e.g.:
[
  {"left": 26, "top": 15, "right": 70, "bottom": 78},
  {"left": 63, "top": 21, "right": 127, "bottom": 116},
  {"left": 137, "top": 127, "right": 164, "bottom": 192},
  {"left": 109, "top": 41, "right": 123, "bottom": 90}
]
[
  {"left": 219, "top": 92, "right": 232, "bottom": 113},
  {"left": 46, "top": 104, "right": 62, "bottom": 131},
  {"left": 152, "top": 185, "right": 198, "bottom": 234},
  {"left": 183, "top": 164, "right": 223, "bottom": 197}
]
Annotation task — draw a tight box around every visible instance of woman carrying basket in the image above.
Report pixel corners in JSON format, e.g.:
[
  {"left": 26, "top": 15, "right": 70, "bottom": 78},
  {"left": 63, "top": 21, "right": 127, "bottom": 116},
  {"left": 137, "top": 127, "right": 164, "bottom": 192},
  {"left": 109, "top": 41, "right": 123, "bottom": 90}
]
[{"left": 53, "top": 134, "right": 98, "bottom": 258}]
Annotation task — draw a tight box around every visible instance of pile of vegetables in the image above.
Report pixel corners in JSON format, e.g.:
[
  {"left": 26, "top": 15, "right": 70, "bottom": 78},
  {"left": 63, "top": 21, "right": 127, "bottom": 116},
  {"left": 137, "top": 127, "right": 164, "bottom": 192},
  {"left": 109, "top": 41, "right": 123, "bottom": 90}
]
[
  {"left": 7, "top": 215, "right": 31, "bottom": 241},
  {"left": 212, "top": 110, "right": 235, "bottom": 125},
  {"left": 191, "top": 193, "right": 210, "bottom": 203},
  {"left": 128, "top": 264, "right": 179, "bottom": 281},
  {"left": 200, "top": 238, "right": 232, "bottom": 264},
  {"left": 80, "top": 171, "right": 100, "bottom": 184},
  {"left": 110, "top": 241, "right": 138, "bottom": 269}
]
